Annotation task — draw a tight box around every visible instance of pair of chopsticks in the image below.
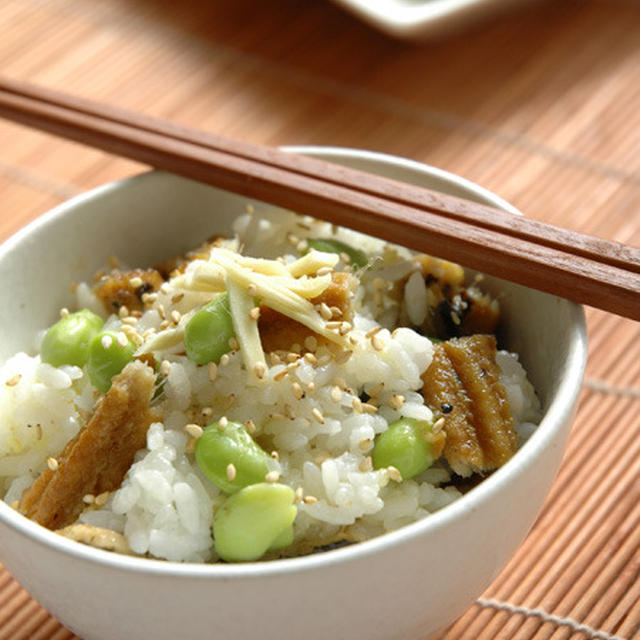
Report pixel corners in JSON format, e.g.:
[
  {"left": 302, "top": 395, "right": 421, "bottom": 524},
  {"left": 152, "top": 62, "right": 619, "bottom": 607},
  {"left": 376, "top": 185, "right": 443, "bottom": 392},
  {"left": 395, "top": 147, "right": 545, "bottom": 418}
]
[{"left": 0, "top": 77, "right": 638, "bottom": 320}]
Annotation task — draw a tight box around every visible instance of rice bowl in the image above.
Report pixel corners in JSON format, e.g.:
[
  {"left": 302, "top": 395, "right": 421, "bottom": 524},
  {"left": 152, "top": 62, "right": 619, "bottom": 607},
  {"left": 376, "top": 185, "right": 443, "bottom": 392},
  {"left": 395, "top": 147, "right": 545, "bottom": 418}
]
[{"left": 0, "top": 148, "right": 587, "bottom": 640}]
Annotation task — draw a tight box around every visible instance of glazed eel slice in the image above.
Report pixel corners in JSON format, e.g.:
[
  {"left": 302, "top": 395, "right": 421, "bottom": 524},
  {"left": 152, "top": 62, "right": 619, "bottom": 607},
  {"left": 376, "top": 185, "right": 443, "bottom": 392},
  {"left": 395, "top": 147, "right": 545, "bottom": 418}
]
[{"left": 421, "top": 334, "right": 518, "bottom": 477}]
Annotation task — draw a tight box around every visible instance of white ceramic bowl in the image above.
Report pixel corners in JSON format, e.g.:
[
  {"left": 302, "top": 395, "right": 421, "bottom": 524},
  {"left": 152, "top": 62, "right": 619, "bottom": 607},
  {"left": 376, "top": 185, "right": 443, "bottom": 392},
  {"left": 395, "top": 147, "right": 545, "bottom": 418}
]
[{"left": 0, "top": 148, "right": 586, "bottom": 640}]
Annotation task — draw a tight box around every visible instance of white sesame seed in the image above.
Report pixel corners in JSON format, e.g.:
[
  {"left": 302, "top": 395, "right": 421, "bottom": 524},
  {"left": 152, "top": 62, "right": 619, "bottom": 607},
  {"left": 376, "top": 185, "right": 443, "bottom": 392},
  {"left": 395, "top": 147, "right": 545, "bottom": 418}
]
[
  {"left": 334, "top": 350, "right": 352, "bottom": 365},
  {"left": 245, "top": 419, "right": 257, "bottom": 434},
  {"left": 247, "top": 283, "right": 258, "bottom": 297},
  {"left": 303, "top": 495, "right": 318, "bottom": 505},
  {"left": 362, "top": 402, "right": 378, "bottom": 414},
  {"left": 254, "top": 362, "right": 267, "bottom": 379},
  {"left": 157, "top": 304, "right": 166, "bottom": 320},
  {"left": 389, "top": 394, "right": 405, "bottom": 409},
  {"left": 128, "top": 276, "right": 143, "bottom": 289},
  {"left": 119, "top": 305, "right": 130, "bottom": 319},
  {"left": 286, "top": 352, "right": 299, "bottom": 363},
  {"left": 388, "top": 466, "right": 403, "bottom": 483},
  {"left": 159, "top": 319, "right": 170, "bottom": 330},
  {"left": 316, "top": 266, "right": 333, "bottom": 276},
  {"left": 352, "top": 397, "right": 363, "bottom": 413},
  {"left": 433, "top": 417, "right": 446, "bottom": 434},
  {"left": 170, "top": 310, "right": 182, "bottom": 324},
  {"left": 83, "top": 494, "right": 95, "bottom": 504},
  {"left": 59, "top": 307, "right": 70, "bottom": 318},
  {"left": 303, "top": 352, "right": 318, "bottom": 366},
  {"left": 271, "top": 450, "right": 279, "bottom": 460},
  {"left": 296, "top": 240, "right": 308, "bottom": 252},
  {"left": 207, "top": 362, "right": 218, "bottom": 382},
  {"left": 116, "top": 332, "right": 128, "bottom": 348},
  {"left": 339, "top": 321, "right": 351, "bottom": 336},
  {"left": 294, "top": 487, "right": 304, "bottom": 503},
  {"left": 270, "top": 353, "right": 283, "bottom": 366},
  {"left": 273, "top": 368, "right": 289, "bottom": 381},
  {"left": 329, "top": 306, "right": 343, "bottom": 318},
  {"left": 287, "top": 361, "right": 301, "bottom": 372},
  {"left": 46, "top": 457, "right": 59, "bottom": 471},
  {"left": 95, "top": 491, "right": 110, "bottom": 507},
  {"left": 121, "top": 316, "right": 137, "bottom": 326},
  {"left": 358, "top": 438, "right": 372, "bottom": 451},
  {"left": 325, "top": 321, "right": 342, "bottom": 330},
  {"left": 359, "top": 456, "right": 373, "bottom": 473},
  {"left": 265, "top": 470, "right": 280, "bottom": 483},
  {"left": 330, "top": 386, "right": 342, "bottom": 402},
  {"left": 171, "top": 293, "right": 184, "bottom": 304},
  {"left": 287, "top": 233, "right": 300, "bottom": 247},
  {"left": 371, "top": 335, "right": 384, "bottom": 351},
  {"left": 228, "top": 337, "right": 239, "bottom": 351},
  {"left": 201, "top": 407, "right": 213, "bottom": 419},
  {"left": 249, "top": 306, "right": 260, "bottom": 321},
  {"left": 218, "top": 416, "right": 228, "bottom": 429},
  {"left": 368, "top": 382, "right": 384, "bottom": 397},
  {"left": 311, "top": 407, "right": 325, "bottom": 424},
  {"left": 339, "top": 252, "right": 351, "bottom": 264},
  {"left": 226, "top": 463, "right": 237, "bottom": 482},
  {"left": 184, "top": 423, "right": 203, "bottom": 439},
  {"left": 220, "top": 354, "right": 230, "bottom": 366},
  {"left": 365, "top": 326, "right": 383, "bottom": 338},
  {"left": 5, "top": 374, "right": 21, "bottom": 387},
  {"left": 159, "top": 360, "right": 171, "bottom": 376},
  {"left": 306, "top": 382, "right": 316, "bottom": 394}
]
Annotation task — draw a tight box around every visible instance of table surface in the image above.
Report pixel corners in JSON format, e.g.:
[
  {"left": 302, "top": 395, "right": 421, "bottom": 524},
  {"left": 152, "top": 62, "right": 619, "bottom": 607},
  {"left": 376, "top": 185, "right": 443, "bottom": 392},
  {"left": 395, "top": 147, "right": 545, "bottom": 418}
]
[{"left": 1, "top": 1, "right": 639, "bottom": 638}]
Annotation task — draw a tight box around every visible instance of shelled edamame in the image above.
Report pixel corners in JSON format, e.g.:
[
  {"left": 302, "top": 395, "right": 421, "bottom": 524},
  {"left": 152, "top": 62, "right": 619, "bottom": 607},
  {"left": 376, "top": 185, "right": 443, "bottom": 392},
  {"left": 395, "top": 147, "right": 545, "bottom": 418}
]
[{"left": 184, "top": 292, "right": 235, "bottom": 365}]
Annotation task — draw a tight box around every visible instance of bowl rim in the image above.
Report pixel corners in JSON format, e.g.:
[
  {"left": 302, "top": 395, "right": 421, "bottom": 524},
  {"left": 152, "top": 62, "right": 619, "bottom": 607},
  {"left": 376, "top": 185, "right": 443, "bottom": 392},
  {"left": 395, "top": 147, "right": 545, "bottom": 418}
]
[{"left": 0, "top": 146, "right": 587, "bottom": 578}]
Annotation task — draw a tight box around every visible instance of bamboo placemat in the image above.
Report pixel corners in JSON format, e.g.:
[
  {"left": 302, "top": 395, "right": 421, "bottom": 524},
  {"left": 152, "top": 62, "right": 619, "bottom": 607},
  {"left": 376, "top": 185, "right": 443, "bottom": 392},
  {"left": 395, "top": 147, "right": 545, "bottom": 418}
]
[{"left": 0, "top": 0, "right": 639, "bottom": 638}]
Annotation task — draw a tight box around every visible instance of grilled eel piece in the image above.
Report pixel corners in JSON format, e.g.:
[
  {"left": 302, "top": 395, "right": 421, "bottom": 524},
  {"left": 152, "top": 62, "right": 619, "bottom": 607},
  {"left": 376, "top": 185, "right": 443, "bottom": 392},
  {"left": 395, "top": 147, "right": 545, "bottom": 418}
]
[
  {"left": 19, "top": 361, "right": 157, "bottom": 529},
  {"left": 421, "top": 335, "right": 518, "bottom": 477}
]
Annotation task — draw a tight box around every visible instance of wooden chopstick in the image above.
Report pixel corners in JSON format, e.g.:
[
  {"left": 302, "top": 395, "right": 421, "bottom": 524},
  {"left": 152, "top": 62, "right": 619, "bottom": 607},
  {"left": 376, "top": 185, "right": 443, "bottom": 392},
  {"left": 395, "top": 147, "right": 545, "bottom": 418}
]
[{"left": 0, "top": 77, "right": 639, "bottom": 320}]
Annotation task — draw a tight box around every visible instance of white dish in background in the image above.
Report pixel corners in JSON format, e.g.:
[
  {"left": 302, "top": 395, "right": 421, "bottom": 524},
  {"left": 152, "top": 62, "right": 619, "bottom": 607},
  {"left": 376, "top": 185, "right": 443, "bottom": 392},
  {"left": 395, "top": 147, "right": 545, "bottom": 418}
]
[
  {"left": 0, "top": 148, "right": 586, "bottom": 640},
  {"left": 331, "top": 0, "right": 538, "bottom": 40}
]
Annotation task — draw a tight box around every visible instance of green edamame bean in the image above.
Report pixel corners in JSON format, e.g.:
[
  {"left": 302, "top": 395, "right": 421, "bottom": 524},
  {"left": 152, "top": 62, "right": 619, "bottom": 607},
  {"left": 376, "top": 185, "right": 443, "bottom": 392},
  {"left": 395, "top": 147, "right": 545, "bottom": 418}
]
[
  {"left": 87, "top": 331, "right": 136, "bottom": 392},
  {"left": 184, "top": 293, "right": 235, "bottom": 365},
  {"left": 41, "top": 309, "right": 104, "bottom": 368},
  {"left": 306, "top": 238, "right": 368, "bottom": 268},
  {"left": 213, "top": 483, "right": 297, "bottom": 562},
  {"left": 372, "top": 417, "right": 437, "bottom": 481},
  {"left": 195, "top": 421, "right": 271, "bottom": 494}
]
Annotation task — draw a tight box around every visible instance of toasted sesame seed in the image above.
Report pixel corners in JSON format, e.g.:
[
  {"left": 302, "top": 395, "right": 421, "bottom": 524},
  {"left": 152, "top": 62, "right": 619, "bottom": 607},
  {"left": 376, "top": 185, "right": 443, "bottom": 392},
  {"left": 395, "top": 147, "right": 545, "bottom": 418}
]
[
  {"left": 119, "top": 305, "right": 130, "bottom": 319},
  {"left": 219, "top": 353, "right": 230, "bottom": 366},
  {"left": 365, "top": 326, "right": 383, "bottom": 338},
  {"left": 325, "top": 320, "right": 342, "bottom": 330},
  {"left": 129, "top": 276, "right": 143, "bottom": 289},
  {"left": 157, "top": 304, "right": 166, "bottom": 320},
  {"left": 303, "top": 352, "right": 318, "bottom": 366},
  {"left": 334, "top": 350, "right": 352, "bottom": 365},
  {"left": 294, "top": 487, "right": 304, "bottom": 503},
  {"left": 249, "top": 306, "right": 260, "bottom": 321},
  {"left": 227, "top": 337, "right": 238, "bottom": 351},
  {"left": 160, "top": 360, "right": 172, "bottom": 376},
  {"left": 273, "top": 368, "right": 289, "bottom": 381},
  {"left": 284, "top": 404, "right": 296, "bottom": 420},
  {"left": 46, "top": 457, "right": 59, "bottom": 471},
  {"left": 306, "top": 382, "right": 316, "bottom": 394},
  {"left": 287, "top": 361, "right": 301, "bottom": 372},
  {"left": 121, "top": 316, "right": 137, "bottom": 326},
  {"left": 304, "top": 336, "right": 318, "bottom": 352},
  {"left": 265, "top": 470, "right": 280, "bottom": 483},
  {"left": 329, "top": 306, "right": 343, "bottom": 318},
  {"left": 226, "top": 463, "right": 237, "bottom": 482},
  {"left": 388, "top": 466, "right": 403, "bottom": 483},
  {"left": 318, "top": 303, "right": 332, "bottom": 320},
  {"left": 352, "top": 397, "right": 363, "bottom": 413},
  {"left": 171, "top": 293, "right": 185, "bottom": 304},
  {"left": 247, "top": 283, "right": 258, "bottom": 297},
  {"left": 303, "top": 495, "right": 318, "bottom": 505},
  {"left": 5, "top": 374, "right": 21, "bottom": 387},
  {"left": 59, "top": 307, "right": 70, "bottom": 318},
  {"left": 170, "top": 310, "right": 182, "bottom": 324},
  {"left": 291, "top": 382, "right": 304, "bottom": 400},
  {"left": 270, "top": 352, "right": 283, "bottom": 366},
  {"left": 218, "top": 416, "right": 228, "bottom": 429},
  {"left": 254, "top": 362, "right": 267, "bottom": 379},
  {"left": 433, "top": 417, "right": 446, "bottom": 434},
  {"left": 330, "top": 386, "right": 342, "bottom": 402},
  {"left": 83, "top": 494, "right": 95, "bottom": 504},
  {"left": 339, "top": 321, "right": 352, "bottom": 336},
  {"left": 311, "top": 407, "right": 325, "bottom": 424},
  {"left": 358, "top": 438, "right": 372, "bottom": 451},
  {"left": 362, "top": 402, "right": 378, "bottom": 414},
  {"left": 184, "top": 423, "right": 203, "bottom": 439},
  {"left": 368, "top": 382, "right": 384, "bottom": 397},
  {"left": 184, "top": 437, "right": 197, "bottom": 453},
  {"left": 95, "top": 491, "right": 110, "bottom": 507},
  {"left": 245, "top": 419, "right": 257, "bottom": 434},
  {"left": 286, "top": 352, "right": 299, "bottom": 364},
  {"left": 116, "top": 332, "right": 129, "bottom": 348},
  {"left": 207, "top": 362, "right": 218, "bottom": 382},
  {"left": 142, "top": 292, "right": 158, "bottom": 304},
  {"left": 159, "top": 319, "right": 171, "bottom": 330},
  {"left": 359, "top": 456, "right": 373, "bottom": 473},
  {"left": 389, "top": 394, "right": 405, "bottom": 409}
]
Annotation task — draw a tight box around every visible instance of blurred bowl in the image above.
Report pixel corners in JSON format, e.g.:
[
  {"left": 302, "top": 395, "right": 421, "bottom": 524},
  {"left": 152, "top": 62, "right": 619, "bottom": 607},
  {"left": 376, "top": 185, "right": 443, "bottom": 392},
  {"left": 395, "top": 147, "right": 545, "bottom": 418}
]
[{"left": 0, "top": 147, "right": 586, "bottom": 640}]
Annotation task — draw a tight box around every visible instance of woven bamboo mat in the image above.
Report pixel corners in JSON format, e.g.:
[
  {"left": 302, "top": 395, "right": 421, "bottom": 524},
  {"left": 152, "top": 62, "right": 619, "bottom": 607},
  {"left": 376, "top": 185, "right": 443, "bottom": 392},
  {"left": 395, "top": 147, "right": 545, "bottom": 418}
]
[{"left": 0, "top": 0, "right": 639, "bottom": 638}]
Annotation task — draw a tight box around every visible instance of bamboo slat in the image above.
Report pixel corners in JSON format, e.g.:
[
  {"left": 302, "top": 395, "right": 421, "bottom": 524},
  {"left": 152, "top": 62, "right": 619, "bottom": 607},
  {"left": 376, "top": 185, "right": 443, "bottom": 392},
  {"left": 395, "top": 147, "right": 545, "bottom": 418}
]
[{"left": 0, "top": 0, "right": 638, "bottom": 638}]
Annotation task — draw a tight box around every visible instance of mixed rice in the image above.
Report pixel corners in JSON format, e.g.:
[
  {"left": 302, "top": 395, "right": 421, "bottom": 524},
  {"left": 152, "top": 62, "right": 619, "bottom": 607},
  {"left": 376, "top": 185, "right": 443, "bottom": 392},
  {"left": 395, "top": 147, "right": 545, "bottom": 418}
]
[{"left": 0, "top": 206, "right": 540, "bottom": 562}]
